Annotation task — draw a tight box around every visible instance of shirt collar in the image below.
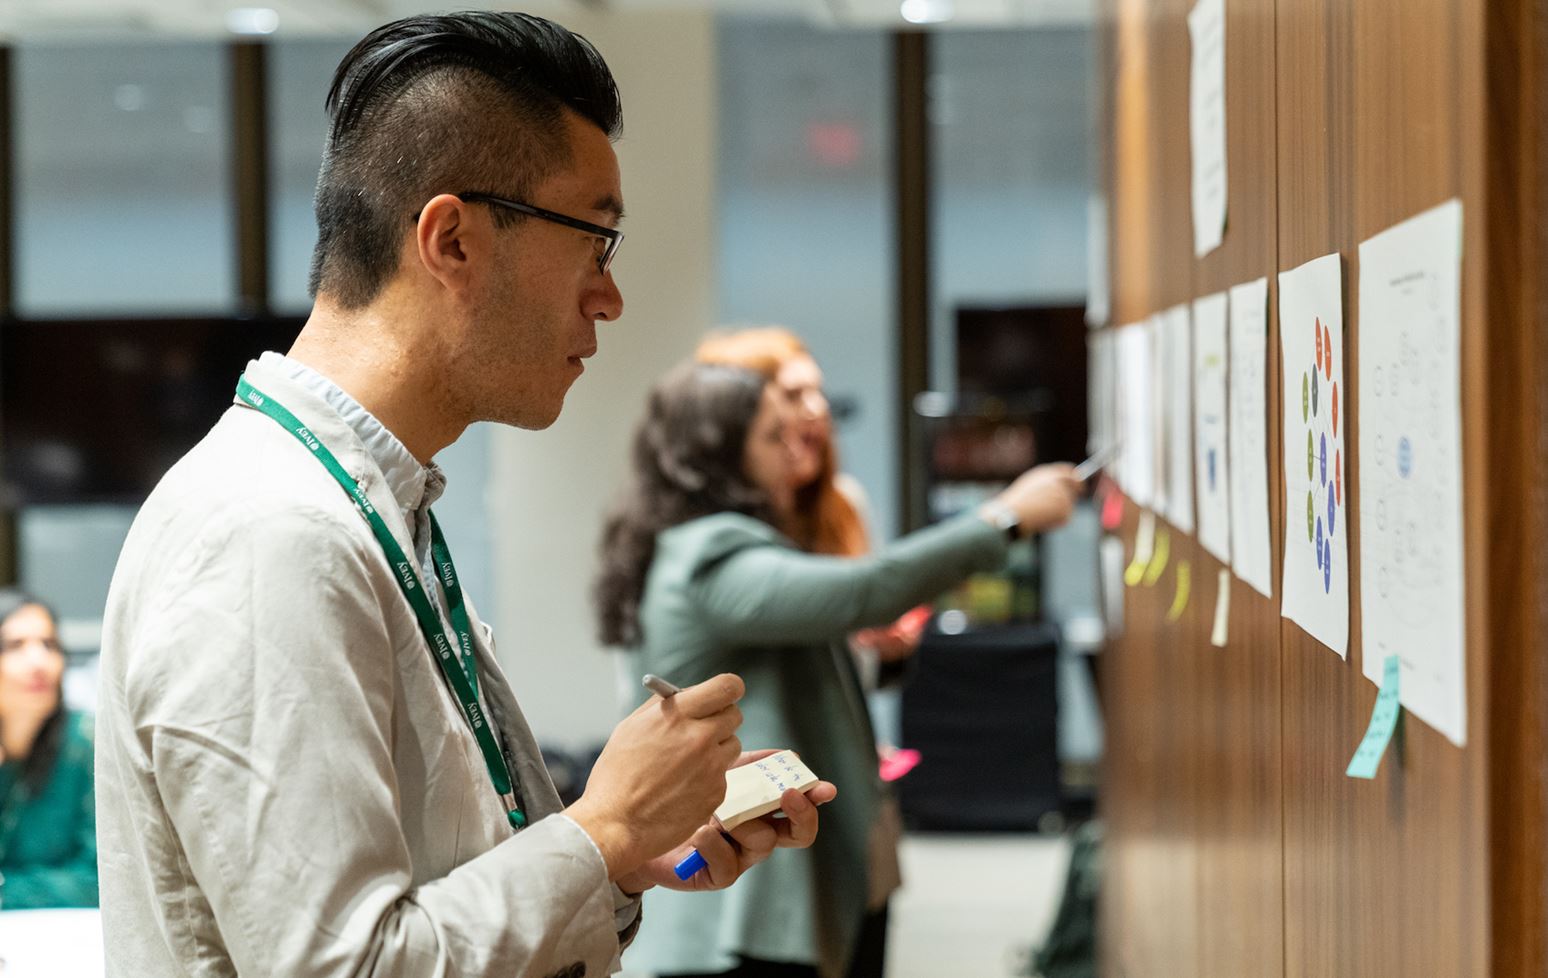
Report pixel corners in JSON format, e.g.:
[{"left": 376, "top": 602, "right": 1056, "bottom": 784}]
[{"left": 256, "top": 352, "right": 447, "bottom": 517}]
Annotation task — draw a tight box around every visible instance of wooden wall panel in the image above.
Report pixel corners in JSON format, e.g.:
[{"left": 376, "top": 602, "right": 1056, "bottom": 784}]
[
  {"left": 1098, "top": 0, "right": 1546, "bottom": 974},
  {"left": 1100, "top": 0, "right": 1200, "bottom": 973},
  {"left": 1190, "top": 0, "right": 1283, "bottom": 976},
  {"left": 1278, "top": 0, "right": 1489, "bottom": 974}
]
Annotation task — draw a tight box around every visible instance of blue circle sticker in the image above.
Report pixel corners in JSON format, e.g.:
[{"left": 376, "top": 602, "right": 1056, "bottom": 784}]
[{"left": 1398, "top": 436, "right": 1413, "bottom": 479}]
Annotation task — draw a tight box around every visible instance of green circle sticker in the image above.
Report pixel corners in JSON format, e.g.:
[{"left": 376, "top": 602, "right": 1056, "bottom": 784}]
[
  {"left": 1307, "top": 491, "right": 1314, "bottom": 541},
  {"left": 1307, "top": 429, "right": 1314, "bottom": 480},
  {"left": 1302, "top": 373, "right": 1309, "bottom": 422}
]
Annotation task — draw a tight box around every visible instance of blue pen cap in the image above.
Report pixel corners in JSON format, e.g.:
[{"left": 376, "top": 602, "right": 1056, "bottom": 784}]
[{"left": 673, "top": 850, "right": 708, "bottom": 881}]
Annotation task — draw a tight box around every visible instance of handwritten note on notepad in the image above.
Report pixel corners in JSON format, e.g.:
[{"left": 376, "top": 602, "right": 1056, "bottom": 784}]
[{"left": 716, "top": 751, "right": 820, "bottom": 830}]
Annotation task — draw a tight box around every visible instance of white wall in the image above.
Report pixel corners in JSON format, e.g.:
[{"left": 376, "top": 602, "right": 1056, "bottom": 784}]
[{"left": 489, "top": 9, "right": 718, "bottom": 750}]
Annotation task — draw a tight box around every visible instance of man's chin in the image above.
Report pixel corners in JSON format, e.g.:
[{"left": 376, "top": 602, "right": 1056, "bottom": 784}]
[{"left": 504, "top": 393, "right": 568, "bottom": 431}]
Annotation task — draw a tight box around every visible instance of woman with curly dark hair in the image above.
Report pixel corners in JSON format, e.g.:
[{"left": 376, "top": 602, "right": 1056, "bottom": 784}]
[
  {"left": 595, "top": 361, "right": 1079, "bottom": 978},
  {"left": 0, "top": 589, "right": 97, "bottom": 909}
]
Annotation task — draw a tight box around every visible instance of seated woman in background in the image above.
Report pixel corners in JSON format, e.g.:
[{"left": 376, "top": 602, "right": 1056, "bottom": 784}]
[
  {"left": 594, "top": 362, "right": 1077, "bottom": 978},
  {"left": 0, "top": 589, "right": 97, "bottom": 909}
]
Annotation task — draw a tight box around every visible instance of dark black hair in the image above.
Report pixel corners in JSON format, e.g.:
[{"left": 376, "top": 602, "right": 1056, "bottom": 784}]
[
  {"left": 0, "top": 589, "right": 67, "bottom": 796},
  {"left": 594, "top": 362, "right": 778, "bottom": 647},
  {"left": 309, "top": 11, "right": 623, "bottom": 308}
]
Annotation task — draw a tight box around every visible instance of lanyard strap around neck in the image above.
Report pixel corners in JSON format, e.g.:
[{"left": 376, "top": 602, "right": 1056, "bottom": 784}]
[
  {"left": 236, "top": 375, "right": 526, "bottom": 828},
  {"left": 429, "top": 512, "right": 478, "bottom": 700}
]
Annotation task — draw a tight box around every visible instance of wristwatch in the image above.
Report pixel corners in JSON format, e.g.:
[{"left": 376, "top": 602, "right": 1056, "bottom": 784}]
[{"left": 982, "top": 502, "right": 1023, "bottom": 541}]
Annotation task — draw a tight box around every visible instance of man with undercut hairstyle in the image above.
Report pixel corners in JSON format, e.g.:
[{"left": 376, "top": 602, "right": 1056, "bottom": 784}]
[{"left": 95, "top": 13, "right": 834, "bottom": 978}]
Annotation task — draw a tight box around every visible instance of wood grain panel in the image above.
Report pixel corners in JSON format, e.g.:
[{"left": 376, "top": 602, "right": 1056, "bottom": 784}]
[
  {"left": 1278, "top": 0, "right": 1489, "bottom": 974},
  {"left": 1190, "top": 0, "right": 1283, "bottom": 976},
  {"left": 1099, "top": 0, "right": 1546, "bottom": 973},
  {"left": 1480, "top": 0, "right": 1548, "bottom": 974},
  {"left": 1099, "top": 0, "right": 1199, "bottom": 973}
]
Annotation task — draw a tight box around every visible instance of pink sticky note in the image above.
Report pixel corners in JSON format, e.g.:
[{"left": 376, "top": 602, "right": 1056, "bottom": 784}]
[
  {"left": 879, "top": 749, "right": 922, "bottom": 783},
  {"left": 1101, "top": 485, "right": 1125, "bottom": 532}
]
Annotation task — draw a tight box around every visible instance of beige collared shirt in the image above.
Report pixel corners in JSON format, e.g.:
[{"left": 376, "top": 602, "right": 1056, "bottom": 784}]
[{"left": 96, "top": 355, "right": 635, "bottom": 977}]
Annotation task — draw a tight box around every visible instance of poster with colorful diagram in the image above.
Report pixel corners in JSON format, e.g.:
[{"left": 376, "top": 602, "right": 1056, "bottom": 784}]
[{"left": 1278, "top": 253, "right": 1349, "bottom": 657}]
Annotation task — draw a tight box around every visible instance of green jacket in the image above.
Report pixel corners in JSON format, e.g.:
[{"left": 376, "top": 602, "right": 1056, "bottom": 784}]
[
  {"left": 0, "top": 711, "right": 98, "bottom": 909},
  {"left": 621, "top": 511, "right": 1007, "bottom": 977}
]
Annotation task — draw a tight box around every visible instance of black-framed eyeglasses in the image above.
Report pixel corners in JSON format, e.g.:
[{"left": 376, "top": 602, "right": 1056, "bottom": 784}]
[{"left": 456, "top": 191, "right": 623, "bottom": 274}]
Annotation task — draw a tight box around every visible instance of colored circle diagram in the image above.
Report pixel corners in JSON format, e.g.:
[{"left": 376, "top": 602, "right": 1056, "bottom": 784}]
[{"left": 1301, "top": 316, "right": 1344, "bottom": 595}]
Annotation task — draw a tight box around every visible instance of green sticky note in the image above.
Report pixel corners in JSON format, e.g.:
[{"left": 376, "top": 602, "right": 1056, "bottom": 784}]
[{"left": 1347, "top": 655, "right": 1401, "bottom": 779}]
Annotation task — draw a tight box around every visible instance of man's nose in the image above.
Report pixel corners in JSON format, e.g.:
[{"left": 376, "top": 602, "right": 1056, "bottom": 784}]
[{"left": 588, "top": 271, "right": 624, "bottom": 323}]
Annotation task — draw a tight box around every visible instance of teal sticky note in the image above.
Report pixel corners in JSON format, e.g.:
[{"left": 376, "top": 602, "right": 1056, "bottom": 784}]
[{"left": 1347, "top": 655, "right": 1402, "bottom": 779}]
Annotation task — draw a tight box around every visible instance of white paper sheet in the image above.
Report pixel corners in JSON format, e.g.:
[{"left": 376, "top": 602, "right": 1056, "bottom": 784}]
[
  {"left": 1149, "top": 314, "right": 1170, "bottom": 520},
  {"left": 1162, "top": 304, "right": 1195, "bottom": 533},
  {"left": 1116, "top": 322, "right": 1157, "bottom": 507},
  {"left": 1192, "top": 293, "right": 1231, "bottom": 563},
  {"left": 1188, "top": 0, "right": 1227, "bottom": 257},
  {"left": 1278, "top": 254, "right": 1349, "bottom": 656},
  {"left": 1228, "top": 278, "right": 1273, "bottom": 597},
  {"left": 1211, "top": 568, "right": 1231, "bottom": 647},
  {"left": 1086, "top": 194, "right": 1111, "bottom": 328},
  {"left": 1087, "top": 329, "right": 1114, "bottom": 456},
  {"left": 1358, "top": 199, "right": 1467, "bottom": 746}
]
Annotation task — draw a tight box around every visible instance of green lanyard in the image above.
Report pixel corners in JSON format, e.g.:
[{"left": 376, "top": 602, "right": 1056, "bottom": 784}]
[{"left": 236, "top": 376, "right": 526, "bottom": 829}]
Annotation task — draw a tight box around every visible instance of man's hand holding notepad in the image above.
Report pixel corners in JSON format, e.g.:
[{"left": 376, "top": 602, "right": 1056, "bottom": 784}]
[
  {"left": 668, "top": 749, "right": 828, "bottom": 882},
  {"left": 616, "top": 675, "right": 837, "bottom": 893}
]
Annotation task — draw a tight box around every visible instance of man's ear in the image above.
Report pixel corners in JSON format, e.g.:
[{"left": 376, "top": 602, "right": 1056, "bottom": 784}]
[{"left": 415, "top": 193, "right": 484, "bottom": 293}]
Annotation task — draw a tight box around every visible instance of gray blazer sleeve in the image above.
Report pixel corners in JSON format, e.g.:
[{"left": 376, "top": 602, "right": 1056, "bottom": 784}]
[
  {"left": 128, "top": 505, "right": 620, "bottom": 978},
  {"left": 685, "top": 512, "right": 1008, "bottom": 644}
]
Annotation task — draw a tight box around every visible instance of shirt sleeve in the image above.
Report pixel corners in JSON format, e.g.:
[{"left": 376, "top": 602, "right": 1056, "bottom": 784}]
[
  {"left": 689, "top": 513, "right": 1008, "bottom": 645},
  {"left": 127, "top": 504, "right": 621, "bottom": 978}
]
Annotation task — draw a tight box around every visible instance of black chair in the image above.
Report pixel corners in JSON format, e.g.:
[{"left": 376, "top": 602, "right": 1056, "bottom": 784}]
[{"left": 897, "top": 621, "right": 1062, "bottom": 832}]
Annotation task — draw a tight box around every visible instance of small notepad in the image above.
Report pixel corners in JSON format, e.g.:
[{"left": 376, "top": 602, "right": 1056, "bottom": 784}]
[{"left": 715, "top": 751, "right": 820, "bottom": 830}]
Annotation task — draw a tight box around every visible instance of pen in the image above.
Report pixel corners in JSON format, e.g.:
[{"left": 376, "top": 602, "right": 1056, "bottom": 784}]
[
  {"left": 642, "top": 673, "right": 680, "bottom": 699},
  {"left": 641, "top": 674, "right": 713, "bottom": 880},
  {"left": 1074, "top": 442, "right": 1122, "bottom": 482}
]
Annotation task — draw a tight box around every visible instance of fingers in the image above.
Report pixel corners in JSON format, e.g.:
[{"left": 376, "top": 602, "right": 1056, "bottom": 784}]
[
  {"left": 770, "top": 786, "right": 822, "bottom": 849},
  {"left": 672, "top": 673, "right": 746, "bottom": 719},
  {"left": 690, "top": 824, "right": 746, "bottom": 888}
]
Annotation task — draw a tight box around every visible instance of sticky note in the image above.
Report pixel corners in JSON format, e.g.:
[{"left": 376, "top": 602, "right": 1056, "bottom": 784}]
[
  {"left": 1166, "top": 560, "right": 1192, "bottom": 622},
  {"left": 716, "top": 750, "right": 820, "bottom": 829},
  {"left": 1143, "top": 528, "right": 1171, "bottom": 586},
  {"left": 1124, "top": 512, "right": 1156, "bottom": 587},
  {"left": 1347, "top": 655, "right": 1402, "bottom": 779},
  {"left": 1210, "top": 569, "right": 1231, "bottom": 646},
  {"left": 1101, "top": 483, "right": 1125, "bottom": 531}
]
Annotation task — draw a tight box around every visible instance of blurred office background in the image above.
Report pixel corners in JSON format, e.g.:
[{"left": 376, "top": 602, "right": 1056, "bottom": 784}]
[{"left": 0, "top": 2, "right": 1104, "bottom": 975}]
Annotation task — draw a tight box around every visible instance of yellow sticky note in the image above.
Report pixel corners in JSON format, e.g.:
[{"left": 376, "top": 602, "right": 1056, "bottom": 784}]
[
  {"left": 1143, "top": 528, "right": 1171, "bottom": 587},
  {"left": 1166, "top": 560, "right": 1192, "bottom": 622},
  {"left": 1124, "top": 511, "right": 1156, "bottom": 587},
  {"left": 1210, "top": 569, "right": 1231, "bottom": 647}
]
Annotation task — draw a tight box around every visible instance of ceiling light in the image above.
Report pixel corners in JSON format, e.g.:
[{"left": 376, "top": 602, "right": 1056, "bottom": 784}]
[
  {"left": 900, "top": 0, "right": 954, "bottom": 24},
  {"left": 227, "top": 7, "right": 279, "bottom": 35}
]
